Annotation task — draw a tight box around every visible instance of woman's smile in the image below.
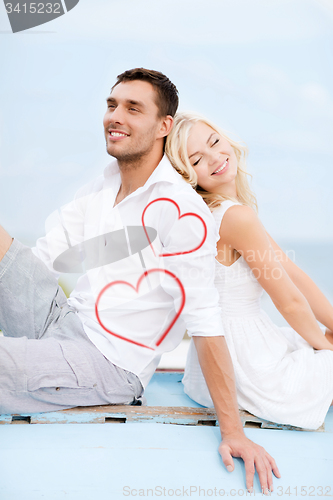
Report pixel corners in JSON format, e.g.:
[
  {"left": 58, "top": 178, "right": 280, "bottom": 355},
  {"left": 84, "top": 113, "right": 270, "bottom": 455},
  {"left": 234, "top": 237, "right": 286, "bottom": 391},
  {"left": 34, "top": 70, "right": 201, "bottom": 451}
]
[{"left": 211, "top": 157, "right": 229, "bottom": 175}]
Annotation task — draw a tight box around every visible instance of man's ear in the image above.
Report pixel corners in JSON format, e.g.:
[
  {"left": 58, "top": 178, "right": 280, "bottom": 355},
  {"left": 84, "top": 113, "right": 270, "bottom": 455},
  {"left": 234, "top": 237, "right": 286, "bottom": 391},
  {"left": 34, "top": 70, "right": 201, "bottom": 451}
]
[{"left": 158, "top": 115, "right": 174, "bottom": 139}]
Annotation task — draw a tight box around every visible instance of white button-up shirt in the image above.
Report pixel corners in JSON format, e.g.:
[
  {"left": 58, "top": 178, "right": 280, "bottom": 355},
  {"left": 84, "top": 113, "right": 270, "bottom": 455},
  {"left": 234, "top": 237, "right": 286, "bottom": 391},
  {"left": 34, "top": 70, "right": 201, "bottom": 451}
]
[{"left": 32, "top": 155, "right": 224, "bottom": 388}]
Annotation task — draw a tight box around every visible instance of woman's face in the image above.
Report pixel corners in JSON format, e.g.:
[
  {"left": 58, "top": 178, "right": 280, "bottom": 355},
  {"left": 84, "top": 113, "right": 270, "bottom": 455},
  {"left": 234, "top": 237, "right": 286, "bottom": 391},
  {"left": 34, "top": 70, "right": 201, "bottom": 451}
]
[{"left": 186, "top": 121, "right": 238, "bottom": 195}]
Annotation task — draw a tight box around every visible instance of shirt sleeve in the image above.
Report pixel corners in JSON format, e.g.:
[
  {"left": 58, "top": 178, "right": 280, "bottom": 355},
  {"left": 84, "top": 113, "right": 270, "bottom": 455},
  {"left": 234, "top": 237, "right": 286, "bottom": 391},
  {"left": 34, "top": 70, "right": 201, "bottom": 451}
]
[
  {"left": 31, "top": 185, "right": 89, "bottom": 278},
  {"left": 155, "top": 188, "right": 225, "bottom": 338}
]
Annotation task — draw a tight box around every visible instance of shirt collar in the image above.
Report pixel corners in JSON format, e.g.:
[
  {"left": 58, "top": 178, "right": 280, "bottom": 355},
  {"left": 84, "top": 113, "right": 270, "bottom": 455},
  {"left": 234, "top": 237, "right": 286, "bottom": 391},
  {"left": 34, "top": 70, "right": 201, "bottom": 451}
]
[{"left": 103, "top": 154, "right": 183, "bottom": 190}]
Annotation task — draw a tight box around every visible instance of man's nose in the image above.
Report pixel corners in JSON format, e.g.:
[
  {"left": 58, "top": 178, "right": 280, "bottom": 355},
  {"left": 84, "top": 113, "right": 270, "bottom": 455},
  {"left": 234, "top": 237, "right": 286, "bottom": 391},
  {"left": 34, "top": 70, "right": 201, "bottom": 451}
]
[{"left": 109, "top": 105, "right": 125, "bottom": 124}]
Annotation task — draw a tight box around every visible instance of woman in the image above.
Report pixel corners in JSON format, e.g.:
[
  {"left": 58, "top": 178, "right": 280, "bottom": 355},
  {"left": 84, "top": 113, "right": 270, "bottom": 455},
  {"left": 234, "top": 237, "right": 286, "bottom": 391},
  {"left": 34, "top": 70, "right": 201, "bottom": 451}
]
[{"left": 165, "top": 112, "right": 333, "bottom": 430}]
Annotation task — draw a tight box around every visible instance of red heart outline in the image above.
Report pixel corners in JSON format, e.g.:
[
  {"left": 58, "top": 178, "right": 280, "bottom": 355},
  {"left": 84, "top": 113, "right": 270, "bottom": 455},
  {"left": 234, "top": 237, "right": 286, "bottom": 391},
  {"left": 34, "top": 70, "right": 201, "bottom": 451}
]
[
  {"left": 95, "top": 268, "right": 186, "bottom": 351},
  {"left": 141, "top": 197, "right": 207, "bottom": 257}
]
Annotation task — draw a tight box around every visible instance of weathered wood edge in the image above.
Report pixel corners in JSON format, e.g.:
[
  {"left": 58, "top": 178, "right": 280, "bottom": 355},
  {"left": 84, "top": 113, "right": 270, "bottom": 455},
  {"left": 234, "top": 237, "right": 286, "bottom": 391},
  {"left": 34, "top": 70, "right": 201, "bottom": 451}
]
[{"left": 0, "top": 406, "right": 324, "bottom": 432}]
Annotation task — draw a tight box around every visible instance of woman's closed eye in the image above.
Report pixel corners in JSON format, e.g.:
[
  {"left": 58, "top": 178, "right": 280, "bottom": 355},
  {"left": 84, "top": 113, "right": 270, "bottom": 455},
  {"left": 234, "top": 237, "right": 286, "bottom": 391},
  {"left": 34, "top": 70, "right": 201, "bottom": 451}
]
[{"left": 192, "top": 139, "right": 219, "bottom": 166}]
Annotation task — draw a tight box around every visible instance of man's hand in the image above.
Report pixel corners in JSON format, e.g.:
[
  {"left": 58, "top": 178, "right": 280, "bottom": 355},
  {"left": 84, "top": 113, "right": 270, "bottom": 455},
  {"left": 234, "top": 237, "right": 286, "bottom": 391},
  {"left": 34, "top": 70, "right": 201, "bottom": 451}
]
[
  {"left": 193, "top": 335, "right": 281, "bottom": 493},
  {"left": 219, "top": 432, "right": 281, "bottom": 494}
]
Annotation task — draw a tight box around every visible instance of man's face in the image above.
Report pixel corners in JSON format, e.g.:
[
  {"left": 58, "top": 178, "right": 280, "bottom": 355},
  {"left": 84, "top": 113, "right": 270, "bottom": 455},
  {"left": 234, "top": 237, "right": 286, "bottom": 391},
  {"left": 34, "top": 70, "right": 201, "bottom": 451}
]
[{"left": 103, "top": 80, "right": 164, "bottom": 164}]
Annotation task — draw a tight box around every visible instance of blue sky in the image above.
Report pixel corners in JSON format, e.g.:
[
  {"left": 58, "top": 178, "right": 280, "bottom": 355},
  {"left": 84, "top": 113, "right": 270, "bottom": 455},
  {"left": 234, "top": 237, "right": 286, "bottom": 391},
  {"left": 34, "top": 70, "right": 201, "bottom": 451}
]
[{"left": 0, "top": 0, "right": 333, "bottom": 243}]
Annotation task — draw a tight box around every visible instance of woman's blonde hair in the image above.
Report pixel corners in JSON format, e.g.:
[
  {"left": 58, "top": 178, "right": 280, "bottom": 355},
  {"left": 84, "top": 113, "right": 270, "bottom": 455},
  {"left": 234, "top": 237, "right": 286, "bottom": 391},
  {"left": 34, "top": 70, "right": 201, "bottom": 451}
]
[{"left": 165, "top": 112, "right": 258, "bottom": 212}]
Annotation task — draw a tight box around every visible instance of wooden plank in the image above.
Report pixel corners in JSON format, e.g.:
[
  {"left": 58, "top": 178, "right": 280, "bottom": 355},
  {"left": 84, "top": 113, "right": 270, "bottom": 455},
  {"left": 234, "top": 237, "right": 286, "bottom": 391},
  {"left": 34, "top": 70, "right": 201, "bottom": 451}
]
[{"left": 2, "top": 405, "right": 324, "bottom": 431}]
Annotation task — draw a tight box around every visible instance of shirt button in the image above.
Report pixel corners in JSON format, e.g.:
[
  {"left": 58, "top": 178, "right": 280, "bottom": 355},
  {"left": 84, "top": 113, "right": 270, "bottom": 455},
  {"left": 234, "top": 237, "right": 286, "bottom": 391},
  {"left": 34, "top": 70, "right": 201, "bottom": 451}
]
[{"left": 55, "top": 387, "right": 60, "bottom": 391}]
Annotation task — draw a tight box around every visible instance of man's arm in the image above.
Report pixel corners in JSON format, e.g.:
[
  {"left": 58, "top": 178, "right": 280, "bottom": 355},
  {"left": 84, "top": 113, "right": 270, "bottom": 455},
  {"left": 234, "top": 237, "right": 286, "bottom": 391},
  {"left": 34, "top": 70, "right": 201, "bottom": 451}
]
[
  {"left": 156, "top": 189, "right": 280, "bottom": 492},
  {"left": 193, "top": 335, "right": 281, "bottom": 494}
]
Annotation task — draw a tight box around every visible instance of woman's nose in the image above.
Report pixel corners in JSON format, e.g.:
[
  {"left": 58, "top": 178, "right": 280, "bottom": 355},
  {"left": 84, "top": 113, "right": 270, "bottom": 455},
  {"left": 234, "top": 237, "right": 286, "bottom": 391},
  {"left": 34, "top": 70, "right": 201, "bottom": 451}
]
[{"left": 207, "top": 151, "right": 220, "bottom": 166}]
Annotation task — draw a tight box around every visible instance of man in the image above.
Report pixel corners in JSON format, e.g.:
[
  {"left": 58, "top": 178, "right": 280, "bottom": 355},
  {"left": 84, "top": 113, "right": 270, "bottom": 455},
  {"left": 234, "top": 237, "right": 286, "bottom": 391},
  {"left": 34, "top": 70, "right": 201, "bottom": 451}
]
[{"left": 0, "top": 68, "right": 279, "bottom": 493}]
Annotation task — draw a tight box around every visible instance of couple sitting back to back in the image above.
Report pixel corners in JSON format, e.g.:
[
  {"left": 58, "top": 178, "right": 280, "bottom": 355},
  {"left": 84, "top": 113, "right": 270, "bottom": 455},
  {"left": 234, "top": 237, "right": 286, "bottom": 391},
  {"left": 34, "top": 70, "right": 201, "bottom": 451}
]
[{"left": 4, "top": 67, "right": 332, "bottom": 494}]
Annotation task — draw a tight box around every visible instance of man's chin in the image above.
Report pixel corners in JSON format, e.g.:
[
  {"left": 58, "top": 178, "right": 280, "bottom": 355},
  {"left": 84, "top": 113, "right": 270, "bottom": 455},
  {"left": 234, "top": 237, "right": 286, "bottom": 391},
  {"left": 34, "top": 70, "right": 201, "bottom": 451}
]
[
  {"left": 106, "top": 144, "right": 123, "bottom": 159},
  {"left": 106, "top": 146, "right": 148, "bottom": 164}
]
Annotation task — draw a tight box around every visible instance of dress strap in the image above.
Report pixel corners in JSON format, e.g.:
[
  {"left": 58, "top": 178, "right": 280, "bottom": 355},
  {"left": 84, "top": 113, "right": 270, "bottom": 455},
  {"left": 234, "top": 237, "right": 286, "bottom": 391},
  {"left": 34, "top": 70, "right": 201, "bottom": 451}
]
[{"left": 212, "top": 200, "right": 242, "bottom": 229}]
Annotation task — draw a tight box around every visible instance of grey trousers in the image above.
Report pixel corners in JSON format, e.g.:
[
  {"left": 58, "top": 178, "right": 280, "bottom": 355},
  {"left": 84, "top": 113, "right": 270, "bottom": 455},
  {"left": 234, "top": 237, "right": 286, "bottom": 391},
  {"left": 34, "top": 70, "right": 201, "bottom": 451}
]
[{"left": 0, "top": 239, "right": 144, "bottom": 415}]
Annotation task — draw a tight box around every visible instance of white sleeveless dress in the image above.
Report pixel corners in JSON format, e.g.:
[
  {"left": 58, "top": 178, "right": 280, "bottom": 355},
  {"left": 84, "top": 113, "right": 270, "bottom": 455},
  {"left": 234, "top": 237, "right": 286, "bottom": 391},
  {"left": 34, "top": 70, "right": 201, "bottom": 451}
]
[{"left": 182, "top": 200, "right": 333, "bottom": 430}]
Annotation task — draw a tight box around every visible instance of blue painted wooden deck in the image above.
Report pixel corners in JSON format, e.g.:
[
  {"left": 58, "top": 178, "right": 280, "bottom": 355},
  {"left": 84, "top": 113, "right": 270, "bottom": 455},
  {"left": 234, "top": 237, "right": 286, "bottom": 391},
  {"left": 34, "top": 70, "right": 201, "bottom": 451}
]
[{"left": 1, "top": 372, "right": 332, "bottom": 499}]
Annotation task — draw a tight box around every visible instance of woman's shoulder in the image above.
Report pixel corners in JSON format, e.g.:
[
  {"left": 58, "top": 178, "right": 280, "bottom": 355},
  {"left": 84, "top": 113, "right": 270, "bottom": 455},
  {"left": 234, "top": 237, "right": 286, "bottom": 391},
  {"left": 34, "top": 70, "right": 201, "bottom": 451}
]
[{"left": 212, "top": 200, "right": 256, "bottom": 228}]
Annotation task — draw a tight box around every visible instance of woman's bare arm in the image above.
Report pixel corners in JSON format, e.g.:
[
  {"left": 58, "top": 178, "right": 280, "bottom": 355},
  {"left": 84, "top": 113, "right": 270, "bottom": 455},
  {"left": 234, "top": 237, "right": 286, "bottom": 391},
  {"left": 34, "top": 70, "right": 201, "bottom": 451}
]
[
  {"left": 219, "top": 205, "right": 333, "bottom": 351},
  {"left": 264, "top": 231, "right": 333, "bottom": 332}
]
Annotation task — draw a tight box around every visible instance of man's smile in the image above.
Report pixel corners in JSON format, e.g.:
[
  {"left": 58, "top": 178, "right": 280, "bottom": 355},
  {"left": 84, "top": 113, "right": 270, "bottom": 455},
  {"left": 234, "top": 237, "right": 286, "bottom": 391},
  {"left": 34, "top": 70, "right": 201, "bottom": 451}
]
[{"left": 108, "top": 129, "right": 129, "bottom": 141}]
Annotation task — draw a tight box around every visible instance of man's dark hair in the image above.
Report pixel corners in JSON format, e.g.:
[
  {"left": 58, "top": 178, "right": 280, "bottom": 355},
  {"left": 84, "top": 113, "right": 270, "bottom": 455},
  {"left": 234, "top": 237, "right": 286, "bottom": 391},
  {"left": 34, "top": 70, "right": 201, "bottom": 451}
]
[{"left": 112, "top": 68, "right": 179, "bottom": 118}]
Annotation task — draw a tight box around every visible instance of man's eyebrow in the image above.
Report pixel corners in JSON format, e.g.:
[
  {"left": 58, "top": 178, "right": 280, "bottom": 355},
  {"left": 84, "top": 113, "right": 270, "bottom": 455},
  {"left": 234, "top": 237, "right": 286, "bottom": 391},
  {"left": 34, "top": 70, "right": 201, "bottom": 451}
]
[
  {"left": 105, "top": 97, "right": 146, "bottom": 108},
  {"left": 189, "top": 133, "right": 215, "bottom": 159},
  {"left": 127, "top": 99, "right": 146, "bottom": 108}
]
